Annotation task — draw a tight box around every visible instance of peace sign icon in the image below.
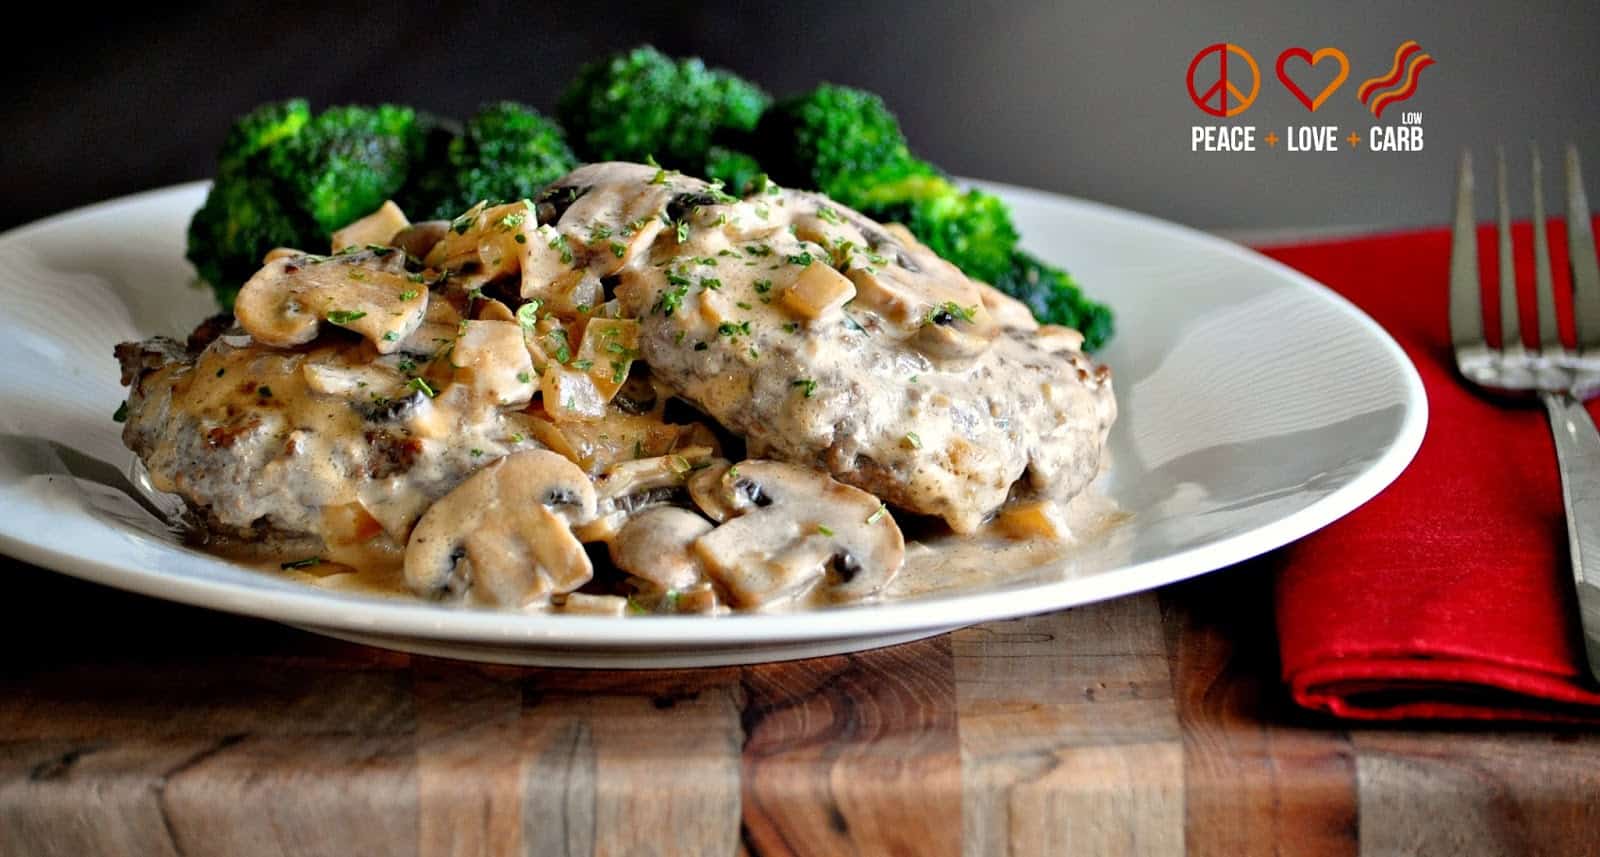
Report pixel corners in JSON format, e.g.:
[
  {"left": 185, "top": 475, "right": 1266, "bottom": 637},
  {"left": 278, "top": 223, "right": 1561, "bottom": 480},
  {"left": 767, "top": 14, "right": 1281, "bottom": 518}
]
[{"left": 1187, "top": 43, "right": 1261, "bottom": 117}]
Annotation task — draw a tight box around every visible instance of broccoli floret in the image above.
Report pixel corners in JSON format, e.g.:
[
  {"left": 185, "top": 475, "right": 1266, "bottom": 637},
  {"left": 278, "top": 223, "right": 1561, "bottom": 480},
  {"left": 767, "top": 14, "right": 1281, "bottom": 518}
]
[
  {"left": 994, "top": 252, "right": 1114, "bottom": 351},
  {"left": 753, "top": 84, "right": 926, "bottom": 201},
  {"left": 701, "top": 146, "right": 764, "bottom": 196},
  {"left": 186, "top": 173, "right": 313, "bottom": 310},
  {"left": 849, "top": 172, "right": 1018, "bottom": 284},
  {"left": 217, "top": 99, "right": 311, "bottom": 173},
  {"left": 445, "top": 102, "right": 577, "bottom": 217},
  {"left": 264, "top": 104, "right": 419, "bottom": 235},
  {"left": 557, "top": 46, "right": 770, "bottom": 168}
]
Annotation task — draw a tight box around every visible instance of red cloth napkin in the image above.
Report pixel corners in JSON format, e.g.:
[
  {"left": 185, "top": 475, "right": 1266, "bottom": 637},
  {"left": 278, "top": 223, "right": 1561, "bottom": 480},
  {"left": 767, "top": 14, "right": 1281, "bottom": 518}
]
[{"left": 1264, "top": 216, "right": 1600, "bottom": 721}]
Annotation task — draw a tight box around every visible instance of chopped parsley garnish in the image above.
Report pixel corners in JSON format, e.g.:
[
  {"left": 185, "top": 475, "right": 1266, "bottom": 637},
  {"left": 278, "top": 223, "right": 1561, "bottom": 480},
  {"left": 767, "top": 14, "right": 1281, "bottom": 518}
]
[
  {"left": 816, "top": 206, "right": 841, "bottom": 224},
  {"left": 610, "top": 241, "right": 627, "bottom": 258},
  {"left": 695, "top": 256, "right": 718, "bottom": 266},
  {"left": 904, "top": 431, "right": 922, "bottom": 449},
  {"left": 516, "top": 301, "right": 542, "bottom": 329},
  {"left": 753, "top": 279, "right": 773, "bottom": 294},
  {"left": 498, "top": 210, "right": 526, "bottom": 232},
  {"left": 572, "top": 358, "right": 594, "bottom": 370},
  {"left": 548, "top": 232, "right": 574, "bottom": 265},
  {"left": 717, "top": 320, "right": 752, "bottom": 338},
  {"left": 382, "top": 331, "right": 399, "bottom": 342},
  {"left": 326, "top": 309, "right": 367, "bottom": 325},
  {"left": 700, "top": 277, "right": 722, "bottom": 291},
  {"left": 610, "top": 360, "right": 630, "bottom": 384},
  {"left": 509, "top": 433, "right": 525, "bottom": 443},
  {"left": 516, "top": 371, "right": 531, "bottom": 383},
  {"left": 397, "top": 357, "right": 417, "bottom": 374},
  {"left": 407, "top": 272, "right": 426, "bottom": 283},
  {"left": 514, "top": 232, "right": 527, "bottom": 244},
  {"left": 112, "top": 400, "right": 129, "bottom": 422},
  {"left": 280, "top": 557, "right": 322, "bottom": 570},
  {"left": 674, "top": 330, "right": 687, "bottom": 345},
  {"left": 745, "top": 244, "right": 773, "bottom": 257},
  {"left": 792, "top": 378, "right": 817, "bottom": 398},
  {"left": 736, "top": 301, "right": 752, "bottom": 310},
  {"left": 590, "top": 222, "right": 613, "bottom": 239},
  {"left": 653, "top": 283, "right": 690, "bottom": 316},
  {"left": 782, "top": 322, "right": 800, "bottom": 334},
  {"left": 674, "top": 219, "right": 690, "bottom": 243},
  {"left": 785, "top": 251, "right": 814, "bottom": 267},
  {"left": 546, "top": 328, "right": 572, "bottom": 363},
  {"left": 816, "top": 524, "right": 835, "bottom": 537},
  {"left": 399, "top": 289, "right": 419, "bottom": 301},
  {"left": 867, "top": 504, "right": 889, "bottom": 525},
  {"left": 407, "top": 377, "right": 436, "bottom": 397}
]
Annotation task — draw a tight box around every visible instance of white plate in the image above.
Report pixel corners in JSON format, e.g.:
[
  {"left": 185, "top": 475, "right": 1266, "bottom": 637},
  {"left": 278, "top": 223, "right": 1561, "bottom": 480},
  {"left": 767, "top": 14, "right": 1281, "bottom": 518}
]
[{"left": 0, "top": 181, "right": 1425, "bottom": 667}]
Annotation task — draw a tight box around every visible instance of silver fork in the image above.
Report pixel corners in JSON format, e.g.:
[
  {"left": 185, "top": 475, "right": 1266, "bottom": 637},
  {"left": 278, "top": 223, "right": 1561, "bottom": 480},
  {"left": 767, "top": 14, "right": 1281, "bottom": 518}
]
[{"left": 1451, "top": 144, "right": 1600, "bottom": 681}]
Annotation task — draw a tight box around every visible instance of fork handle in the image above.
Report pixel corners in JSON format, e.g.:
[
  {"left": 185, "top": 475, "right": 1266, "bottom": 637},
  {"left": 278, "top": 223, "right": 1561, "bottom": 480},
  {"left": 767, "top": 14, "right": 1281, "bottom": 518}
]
[{"left": 1540, "top": 390, "right": 1600, "bottom": 682}]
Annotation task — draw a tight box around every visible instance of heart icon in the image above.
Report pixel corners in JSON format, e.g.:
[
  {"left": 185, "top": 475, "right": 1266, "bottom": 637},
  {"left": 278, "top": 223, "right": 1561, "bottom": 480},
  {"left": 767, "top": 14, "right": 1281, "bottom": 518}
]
[{"left": 1275, "top": 47, "right": 1349, "bottom": 111}]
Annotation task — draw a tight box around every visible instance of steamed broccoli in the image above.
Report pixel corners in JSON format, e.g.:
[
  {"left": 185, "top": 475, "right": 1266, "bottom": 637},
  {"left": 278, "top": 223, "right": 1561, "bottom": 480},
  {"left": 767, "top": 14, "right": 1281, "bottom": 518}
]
[
  {"left": 217, "top": 99, "right": 311, "bottom": 173},
  {"left": 995, "top": 252, "right": 1113, "bottom": 351},
  {"left": 557, "top": 46, "right": 769, "bottom": 169},
  {"left": 701, "top": 146, "right": 764, "bottom": 196},
  {"left": 848, "top": 172, "right": 1018, "bottom": 285},
  {"left": 405, "top": 102, "right": 576, "bottom": 219},
  {"left": 186, "top": 173, "right": 313, "bottom": 310},
  {"left": 753, "top": 84, "right": 928, "bottom": 202},
  {"left": 264, "top": 104, "right": 420, "bottom": 235}
]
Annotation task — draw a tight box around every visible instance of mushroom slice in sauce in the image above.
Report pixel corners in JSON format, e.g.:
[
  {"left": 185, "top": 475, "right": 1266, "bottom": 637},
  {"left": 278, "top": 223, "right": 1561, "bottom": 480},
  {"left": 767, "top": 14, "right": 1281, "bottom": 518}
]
[
  {"left": 608, "top": 506, "right": 712, "bottom": 591},
  {"left": 690, "top": 461, "right": 905, "bottom": 608},
  {"left": 331, "top": 200, "right": 409, "bottom": 252},
  {"left": 233, "top": 250, "right": 427, "bottom": 354},
  {"left": 390, "top": 220, "right": 451, "bottom": 261},
  {"left": 576, "top": 448, "right": 718, "bottom": 541},
  {"left": 403, "top": 450, "right": 597, "bottom": 607}
]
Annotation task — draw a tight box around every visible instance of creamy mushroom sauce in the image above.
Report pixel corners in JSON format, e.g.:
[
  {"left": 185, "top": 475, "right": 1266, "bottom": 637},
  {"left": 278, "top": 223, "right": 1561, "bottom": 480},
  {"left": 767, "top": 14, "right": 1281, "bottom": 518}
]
[{"left": 116, "top": 161, "right": 1117, "bottom": 615}]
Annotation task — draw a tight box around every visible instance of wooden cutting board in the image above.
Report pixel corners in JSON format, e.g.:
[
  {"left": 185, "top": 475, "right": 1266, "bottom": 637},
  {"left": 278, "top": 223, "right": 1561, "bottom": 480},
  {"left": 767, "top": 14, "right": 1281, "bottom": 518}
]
[{"left": 2, "top": 557, "right": 1598, "bottom": 856}]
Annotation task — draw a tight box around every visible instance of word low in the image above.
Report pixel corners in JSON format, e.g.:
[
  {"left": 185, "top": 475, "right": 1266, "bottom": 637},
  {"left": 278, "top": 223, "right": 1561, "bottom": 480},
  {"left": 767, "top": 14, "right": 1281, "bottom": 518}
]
[{"left": 1191, "top": 125, "right": 1257, "bottom": 152}]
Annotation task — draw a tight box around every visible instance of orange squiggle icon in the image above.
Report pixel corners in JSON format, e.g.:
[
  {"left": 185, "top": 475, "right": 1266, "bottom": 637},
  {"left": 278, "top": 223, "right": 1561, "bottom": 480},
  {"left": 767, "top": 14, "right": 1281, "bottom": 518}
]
[{"left": 1358, "top": 40, "right": 1434, "bottom": 118}]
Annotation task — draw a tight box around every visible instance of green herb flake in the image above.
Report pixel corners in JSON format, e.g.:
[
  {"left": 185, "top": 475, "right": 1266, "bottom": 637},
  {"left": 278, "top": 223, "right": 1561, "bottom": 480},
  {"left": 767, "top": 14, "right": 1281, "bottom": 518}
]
[
  {"left": 408, "top": 377, "right": 436, "bottom": 397},
  {"left": 792, "top": 378, "right": 817, "bottom": 398},
  {"left": 700, "top": 277, "right": 722, "bottom": 291},
  {"left": 572, "top": 358, "right": 593, "bottom": 370},
  {"left": 904, "top": 431, "right": 922, "bottom": 450},
  {"left": 516, "top": 371, "right": 531, "bottom": 383},
  {"left": 326, "top": 309, "right": 367, "bottom": 325},
  {"left": 610, "top": 241, "right": 627, "bottom": 258},
  {"left": 280, "top": 557, "right": 322, "bottom": 570},
  {"left": 399, "top": 289, "right": 419, "bottom": 301},
  {"left": 816, "top": 523, "right": 835, "bottom": 537},
  {"left": 382, "top": 331, "right": 399, "bottom": 342},
  {"left": 653, "top": 283, "right": 690, "bottom": 316},
  {"left": 785, "top": 251, "right": 814, "bottom": 267},
  {"left": 782, "top": 322, "right": 800, "bottom": 334},
  {"left": 866, "top": 504, "right": 889, "bottom": 525},
  {"left": 753, "top": 279, "right": 773, "bottom": 294},
  {"left": 112, "top": 400, "right": 129, "bottom": 423},
  {"left": 816, "top": 206, "right": 841, "bottom": 224},
  {"left": 516, "top": 301, "right": 542, "bottom": 329}
]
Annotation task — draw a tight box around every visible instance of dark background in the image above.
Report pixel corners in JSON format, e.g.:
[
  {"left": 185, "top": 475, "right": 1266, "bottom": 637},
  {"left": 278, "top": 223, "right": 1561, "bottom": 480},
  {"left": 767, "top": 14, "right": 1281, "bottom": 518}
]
[{"left": 9, "top": 0, "right": 1599, "bottom": 234}]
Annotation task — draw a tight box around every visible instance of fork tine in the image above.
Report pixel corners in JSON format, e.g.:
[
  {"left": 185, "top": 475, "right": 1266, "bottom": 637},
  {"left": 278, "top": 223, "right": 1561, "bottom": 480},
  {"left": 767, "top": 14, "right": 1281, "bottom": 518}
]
[
  {"left": 1569, "top": 145, "right": 1600, "bottom": 352},
  {"left": 1496, "top": 146, "right": 1523, "bottom": 351},
  {"left": 1532, "top": 145, "right": 1561, "bottom": 350},
  {"left": 1450, "top": 149, "right": 1485, "bottom": 350}
]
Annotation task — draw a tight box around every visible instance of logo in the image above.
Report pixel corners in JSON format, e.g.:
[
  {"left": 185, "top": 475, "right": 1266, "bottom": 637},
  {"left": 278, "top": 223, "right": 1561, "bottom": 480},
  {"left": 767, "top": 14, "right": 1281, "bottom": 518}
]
[
  {"left": 1275, "top": 47, "right": 1349, "bottom": 112},
  {"left": 1357, "top": 40, "right": 1435, "bottom": 118},
  {"left": 1186, "top": 39, "right": 1433, "bottom": 155},
  {"left": 1186, "top": 43, "right": 1261, "bottom": 117}
]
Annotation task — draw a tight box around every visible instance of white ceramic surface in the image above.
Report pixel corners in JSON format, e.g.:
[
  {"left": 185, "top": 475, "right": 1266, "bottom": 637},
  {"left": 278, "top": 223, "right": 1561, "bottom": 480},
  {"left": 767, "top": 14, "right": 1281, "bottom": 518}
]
[{"left": 0, "top": 181, "right": 1426, "bottom": 667}]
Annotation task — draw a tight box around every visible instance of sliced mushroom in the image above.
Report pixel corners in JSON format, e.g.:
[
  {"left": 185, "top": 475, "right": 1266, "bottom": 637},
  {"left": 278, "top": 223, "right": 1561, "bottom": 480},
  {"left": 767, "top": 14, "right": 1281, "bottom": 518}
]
[
  {"left": 450, "top": 320, "right": 536, "bottom": 407},
  {"left": 609, "top": 506, "right": 712, "bottom": 590},
  {"left": 780, "top": 261, "right": 856, "bottom": 321},
  {"left": 575, "top": 449, "right": 717, "bottom": 541},
  {"left": 540, "top": 364, "right": 608, "bottom": 421},
  {"left": 331, "top": 200, "right": 409, "bottom": 252},
  {"left": 403, "top": 450, "right": 597, "bottom": 606},
  {"left": 556, "top": 593, "right": 629, "bottom": 616},
  {"left": 690, "top": 461, "right": 905, "bottom": 607},
  {"left": 391, "top": 220, "right": 451, "bottom": 261},
  {"left": 686, "top": 460, "right": 735, "bottom": 522},
  {"left": 234, "top": 251, "right": 427, "bottom": 354},
  {"left": 302, "top": 359, "right": 407, "bottom": 400}
]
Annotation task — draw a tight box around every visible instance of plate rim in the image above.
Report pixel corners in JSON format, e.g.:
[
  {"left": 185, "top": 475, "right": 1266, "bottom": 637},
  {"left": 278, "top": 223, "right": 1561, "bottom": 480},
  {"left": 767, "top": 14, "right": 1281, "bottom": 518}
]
[{"left": 0, "top": 179, "right": 1428, "bottom": 648}]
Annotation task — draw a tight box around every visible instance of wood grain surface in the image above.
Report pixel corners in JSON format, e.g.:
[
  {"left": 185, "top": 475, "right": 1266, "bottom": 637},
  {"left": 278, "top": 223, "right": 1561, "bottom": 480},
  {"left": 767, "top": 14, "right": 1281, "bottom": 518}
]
[{"left": 3, "top": 557, "right": 1600, "bottom": 857}]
